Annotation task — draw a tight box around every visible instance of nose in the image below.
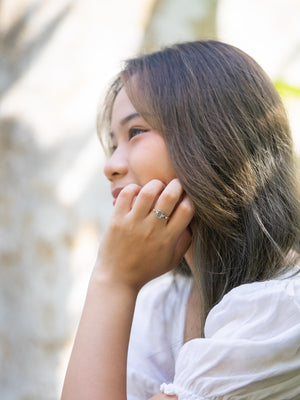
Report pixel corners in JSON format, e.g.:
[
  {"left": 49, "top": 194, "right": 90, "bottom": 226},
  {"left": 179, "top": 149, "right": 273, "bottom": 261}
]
[{"left": 103, "top": 145, "right": 128, "bottom": 181}]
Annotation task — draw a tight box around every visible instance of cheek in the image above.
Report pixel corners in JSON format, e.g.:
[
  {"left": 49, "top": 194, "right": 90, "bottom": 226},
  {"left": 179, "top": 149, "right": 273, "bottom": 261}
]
[{"left": 130, "top": 137, "right": 177, "bottom": 184}]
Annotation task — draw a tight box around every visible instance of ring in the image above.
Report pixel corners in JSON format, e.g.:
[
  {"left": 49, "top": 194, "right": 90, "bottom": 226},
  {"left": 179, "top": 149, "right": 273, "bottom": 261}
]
[{"left": 153, "top": 208, "right": 169, "bottom": 220}]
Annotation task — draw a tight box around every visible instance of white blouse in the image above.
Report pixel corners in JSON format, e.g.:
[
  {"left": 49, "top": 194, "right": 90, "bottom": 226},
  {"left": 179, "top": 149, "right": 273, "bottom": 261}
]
[
  {"left": 127, "top": 268, "right": 300, "bottom": 400},
  {"left": 127, "top": 274, "right": 193, "bottom": 399}
]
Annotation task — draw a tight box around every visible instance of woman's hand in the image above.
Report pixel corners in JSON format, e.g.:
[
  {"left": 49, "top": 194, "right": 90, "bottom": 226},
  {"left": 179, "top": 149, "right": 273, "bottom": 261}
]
[
  {"left": 62, "top": 178, "right": 193, "bottom": 399},
  {"left": 93, "top": 178, "right": 194, "bottom": 291}
]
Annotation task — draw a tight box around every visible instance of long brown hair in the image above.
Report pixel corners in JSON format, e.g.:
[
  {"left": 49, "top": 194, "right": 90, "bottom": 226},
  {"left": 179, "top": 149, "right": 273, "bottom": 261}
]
[{"left": 99, "top": 41, "right": 300, "bottom": 335}]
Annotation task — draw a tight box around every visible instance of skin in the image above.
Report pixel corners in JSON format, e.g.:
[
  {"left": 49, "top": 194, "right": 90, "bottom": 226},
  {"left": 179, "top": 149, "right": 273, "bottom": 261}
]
[
  {"left": 61, "top": 88, "right": 194, "bottom": 399},
  {"left": 104, "top": 88, "right": 178, "bottom": 200}
]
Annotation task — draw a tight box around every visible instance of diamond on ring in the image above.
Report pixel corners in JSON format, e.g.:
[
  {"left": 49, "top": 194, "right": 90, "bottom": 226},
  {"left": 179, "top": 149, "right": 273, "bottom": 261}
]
[{"left": 153, "top": 208, "right": 169, "bottom": 220}]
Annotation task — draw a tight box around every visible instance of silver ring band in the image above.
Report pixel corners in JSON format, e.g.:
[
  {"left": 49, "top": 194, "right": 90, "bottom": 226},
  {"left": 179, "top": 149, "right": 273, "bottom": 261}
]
[{"left": 153, "top": 208, "right": 169, "bottom": 220}]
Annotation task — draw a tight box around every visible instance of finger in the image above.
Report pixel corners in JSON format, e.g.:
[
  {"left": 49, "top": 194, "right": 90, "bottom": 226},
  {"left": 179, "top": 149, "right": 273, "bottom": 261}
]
[
  {"left": 152, "top": 179, "right": 183, "bottom": 222},
  {"left": 114, "top": 184, "right": 141, "bottom": 215},
  {"left": 133, "top": 179, "right": 165, "bottom": 217},
  {"left": 167, "top": 194, "right": 194, "bottom": 234}
]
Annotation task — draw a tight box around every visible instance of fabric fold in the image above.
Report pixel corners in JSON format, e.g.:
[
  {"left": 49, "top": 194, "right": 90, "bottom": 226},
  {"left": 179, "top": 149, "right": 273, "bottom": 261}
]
[{"left": 166, "top": 269, "right": 300, "bottom": 399}]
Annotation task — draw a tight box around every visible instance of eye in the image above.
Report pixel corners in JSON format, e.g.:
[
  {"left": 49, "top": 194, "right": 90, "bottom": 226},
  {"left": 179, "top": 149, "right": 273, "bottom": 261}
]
[{"left": 129, "top": 127, "right": 148, "bottom": 139}]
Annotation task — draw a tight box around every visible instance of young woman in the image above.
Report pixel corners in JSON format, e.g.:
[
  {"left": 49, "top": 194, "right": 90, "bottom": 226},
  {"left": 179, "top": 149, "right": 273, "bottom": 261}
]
[{"left": 62, "top": 41, "right": 300, "bottom": 400}]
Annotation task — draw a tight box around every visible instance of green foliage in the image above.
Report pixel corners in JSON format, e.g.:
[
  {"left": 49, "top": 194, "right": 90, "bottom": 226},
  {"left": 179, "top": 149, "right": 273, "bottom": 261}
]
[{"left": 274, "top": 80, "right": 300, "bottom": 98}]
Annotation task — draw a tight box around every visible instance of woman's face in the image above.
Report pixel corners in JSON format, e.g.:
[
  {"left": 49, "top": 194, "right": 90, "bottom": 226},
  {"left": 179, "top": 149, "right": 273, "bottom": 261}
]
[{"left": 104, "top": 88, "right": 177, "bottom": 204}]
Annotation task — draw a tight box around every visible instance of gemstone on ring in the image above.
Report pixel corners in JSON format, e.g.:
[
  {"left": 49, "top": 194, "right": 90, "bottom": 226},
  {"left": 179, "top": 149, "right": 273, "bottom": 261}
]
[{"left": 153, "top": 208, "right": 169, "bottom": 220}]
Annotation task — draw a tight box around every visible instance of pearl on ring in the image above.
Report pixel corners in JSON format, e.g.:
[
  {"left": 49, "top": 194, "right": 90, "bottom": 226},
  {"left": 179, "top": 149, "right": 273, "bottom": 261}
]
[{"left": 153, "top": 208, "right": 169, "bottom": 220}]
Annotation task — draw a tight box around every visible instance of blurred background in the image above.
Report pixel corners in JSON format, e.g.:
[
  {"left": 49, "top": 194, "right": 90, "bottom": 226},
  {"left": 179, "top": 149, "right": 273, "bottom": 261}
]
[{"left": 0, "top": 0, "right": 299, "bottom": 398}]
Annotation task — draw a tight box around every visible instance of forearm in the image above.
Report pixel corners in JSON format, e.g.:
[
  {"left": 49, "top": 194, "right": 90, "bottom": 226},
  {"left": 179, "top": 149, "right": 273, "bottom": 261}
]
[
  {"left": 61, "top": 179, "right": 193, "bottom": 399},
  {"left": 61, "top": 276, "right": 138, "bottom": 400}
]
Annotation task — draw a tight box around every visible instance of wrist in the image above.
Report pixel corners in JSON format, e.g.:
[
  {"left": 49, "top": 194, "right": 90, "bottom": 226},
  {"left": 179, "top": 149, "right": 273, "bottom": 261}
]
[{"left": 89, "top": 269, "right": 140, "bottom": 299}]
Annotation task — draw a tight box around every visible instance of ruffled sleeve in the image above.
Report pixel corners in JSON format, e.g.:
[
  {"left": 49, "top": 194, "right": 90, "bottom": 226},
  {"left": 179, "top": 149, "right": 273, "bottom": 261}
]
[{"left": 161, "top": 270, "right": 300, "bottom": 400}]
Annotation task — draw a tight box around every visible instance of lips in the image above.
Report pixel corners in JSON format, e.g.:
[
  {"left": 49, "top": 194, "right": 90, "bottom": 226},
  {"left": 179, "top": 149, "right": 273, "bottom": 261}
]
[{"left": 112, "top": 187, "right": 123, "bottom": 206}]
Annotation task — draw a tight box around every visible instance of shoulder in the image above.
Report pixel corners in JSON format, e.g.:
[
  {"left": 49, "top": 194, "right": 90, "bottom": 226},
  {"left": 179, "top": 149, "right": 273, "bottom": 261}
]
[
  {"left": 166, "top": 268, "right": 300, "bottom": 399},
  {"left": 205, "top": 266, "right": 300, "bottom": 339}
]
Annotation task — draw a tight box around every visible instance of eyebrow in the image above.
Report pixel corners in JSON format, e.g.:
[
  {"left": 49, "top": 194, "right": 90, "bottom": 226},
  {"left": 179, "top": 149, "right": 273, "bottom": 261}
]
[{"left": 119, "top": 112, "right": 140, "bottom": 127}]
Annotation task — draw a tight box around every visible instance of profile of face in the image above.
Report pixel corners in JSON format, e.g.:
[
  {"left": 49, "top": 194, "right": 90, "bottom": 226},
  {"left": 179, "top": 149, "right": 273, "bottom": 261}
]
[{"left": 104, "top": 88, "right": 177, "bottom": 204}]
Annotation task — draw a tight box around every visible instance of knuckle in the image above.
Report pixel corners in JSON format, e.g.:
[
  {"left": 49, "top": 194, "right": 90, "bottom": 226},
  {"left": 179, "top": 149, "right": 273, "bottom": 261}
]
[
  {"left": 163, "top": 191, "right": 177, "bottom": 203},
  {"left": 139, "top": 189, "right": 154, "bottom": 201},
  {"left": 140, "top": 180, "right": 165, "bottom": 199},
  {"left": 150, "top": 178, "right": 164, "bottom": 186},
  {"left": 170, "top": 178, "right": 181, "bottom": 188},
  {"left": 147, "top": 179, "right": 165, "bottom": 191}
]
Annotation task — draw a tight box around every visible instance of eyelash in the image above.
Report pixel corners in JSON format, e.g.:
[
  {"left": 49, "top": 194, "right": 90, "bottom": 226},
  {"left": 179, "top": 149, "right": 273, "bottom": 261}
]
[
  {"left": 128, "top": 127, "right": 148, "bottom": 139},
  {"left": 109, "top": 127, "right": 148, "bottom": 154}
]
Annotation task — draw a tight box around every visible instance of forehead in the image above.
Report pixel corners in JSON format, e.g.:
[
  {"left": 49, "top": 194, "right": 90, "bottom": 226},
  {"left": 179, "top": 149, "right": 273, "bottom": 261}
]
[{"left": 111, "top": 88, "right": 137, "bottom": 126}]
